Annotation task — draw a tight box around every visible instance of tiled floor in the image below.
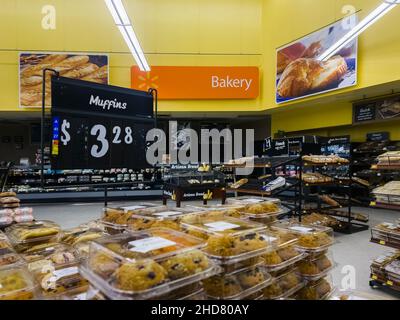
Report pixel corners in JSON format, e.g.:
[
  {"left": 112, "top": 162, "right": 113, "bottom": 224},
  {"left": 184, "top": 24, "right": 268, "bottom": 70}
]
[{"left": 30, "top": 200, "right": 400, "bottom": 300}]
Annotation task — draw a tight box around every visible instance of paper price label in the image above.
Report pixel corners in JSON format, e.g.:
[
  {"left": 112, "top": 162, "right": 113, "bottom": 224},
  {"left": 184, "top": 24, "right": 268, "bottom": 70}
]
[
  {"left": 387, "top": 280, "right": 394, "bottom": 286},
  {"left": 289, "top": 226, "right": 314, "bottom": 233},
  {"left": 121, "top": 205, "right": 147, "bottom": 212},
  {"left": 379, "top": 240, "right": 386, "bottom": 245},
  {"left": 153, "top": 211, "right": 182, "bottom": 217},
  {"left": 53, "top": 266, "right": 79, "bottom": 280},
  {"left": 372, "top": 275, "right": 378, "bottom": 280},
  {"left": 205, "top": 221, "right": 241, "bottom": 232},
  {"left": 129, "top": 237, "right": 176, "bottom": 253},
  {"left": 370, "top": 201, "right": 377, "bottom": 207}
]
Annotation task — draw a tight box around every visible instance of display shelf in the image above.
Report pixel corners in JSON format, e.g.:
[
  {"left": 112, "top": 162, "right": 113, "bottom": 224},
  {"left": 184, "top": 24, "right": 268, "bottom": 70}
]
[
  {"left": 303, "top": 161, "right": 349, "bottom": 167},
  {"left": 370, "top": 201, "right": 400, "bottom": 211},
  {"left": 370, "top": 274, "right": 400, "bottom": 293}
]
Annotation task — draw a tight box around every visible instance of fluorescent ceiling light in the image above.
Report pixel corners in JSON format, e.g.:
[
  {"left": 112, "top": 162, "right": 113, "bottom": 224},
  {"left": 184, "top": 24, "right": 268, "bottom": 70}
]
[
  {"left": 319, "top": 0, "right": 399, "bottom": 61},
  {"left": 105, "top": 0, "right": 150, "bottom": 71}
]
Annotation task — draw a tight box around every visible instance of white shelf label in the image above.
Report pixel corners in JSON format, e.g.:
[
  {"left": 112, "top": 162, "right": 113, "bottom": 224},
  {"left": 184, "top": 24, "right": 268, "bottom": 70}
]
[
  {"left": 129, "top": 237, "right": 176, "bottom": 253},
  {"left": 53, "top": 266, "right": 79, "bottom": 280},
  {"left": 121, "top": 205, "right": 147, "bottom": 212},
  {"left": 205, "top": 221, "right": 241, "bottom": 232},
  {"left": 289, "top": 226, "right": 314, "bottom": 233}
]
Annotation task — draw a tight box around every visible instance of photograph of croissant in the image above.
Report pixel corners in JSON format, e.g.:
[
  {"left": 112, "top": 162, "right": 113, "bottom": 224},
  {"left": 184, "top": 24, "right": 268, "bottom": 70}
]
[
  {"left": 19, "top": 53, "right": 108, "bottom": 108},
  {"left": 276, "top": 19, "right": 357, "bottom": 103}
]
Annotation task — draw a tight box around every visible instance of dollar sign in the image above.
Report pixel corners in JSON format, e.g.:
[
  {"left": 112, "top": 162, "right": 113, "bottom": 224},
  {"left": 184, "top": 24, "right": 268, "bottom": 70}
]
[{"left": 61, "top": 120, "right": 71, "bottom": 146}]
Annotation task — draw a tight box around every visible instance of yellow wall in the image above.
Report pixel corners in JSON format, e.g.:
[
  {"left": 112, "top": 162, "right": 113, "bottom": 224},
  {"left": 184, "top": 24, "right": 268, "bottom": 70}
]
[
  {"left": 0, "top": 0, "right": 263, "bottom": 112},
  {"left": 264, "top": 0, "right": 400, "bottom": 139}
]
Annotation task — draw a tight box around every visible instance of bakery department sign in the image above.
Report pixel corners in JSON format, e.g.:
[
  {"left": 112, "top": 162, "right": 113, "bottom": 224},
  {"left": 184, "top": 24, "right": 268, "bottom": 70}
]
[{"left": 131, "top": 66, "right": 259, "bottom": 100}]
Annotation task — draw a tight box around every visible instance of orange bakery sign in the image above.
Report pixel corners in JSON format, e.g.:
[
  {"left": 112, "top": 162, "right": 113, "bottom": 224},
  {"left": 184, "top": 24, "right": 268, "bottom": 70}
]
[{"left": 131, "top": 66, "right": 259, "bottom": 100}]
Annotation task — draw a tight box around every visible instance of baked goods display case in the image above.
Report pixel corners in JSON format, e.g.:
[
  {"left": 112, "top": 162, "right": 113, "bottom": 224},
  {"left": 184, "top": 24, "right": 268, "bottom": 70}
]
[
  {"left": 5, "top": 166, "right": 162, "bottom": 202},
  {"left": 0, "top": 266, "right": 38, "bottom": 300},
  {"left": 80, "top": 228, "right": 221, "bottom": 300},
  {"left": 370, "top": 222, "right": 400, "bottom": 249},
  {"left": 162, "top": 164, "right": 226, "bottom": 207},
  {"left": 371, "top": 181, "right": 400, "bottom": 210},
  {"left": 298, "top": 251, "right": 335, "bottom": 281},
  {"left": 370, "top": 251, "right": 400, "bottom": 293}
]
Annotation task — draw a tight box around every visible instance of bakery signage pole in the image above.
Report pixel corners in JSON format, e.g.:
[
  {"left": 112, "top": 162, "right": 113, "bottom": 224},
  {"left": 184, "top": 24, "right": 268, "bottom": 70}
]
[{"left": 41, "top": 68, "right": 59, "bottom": 189}]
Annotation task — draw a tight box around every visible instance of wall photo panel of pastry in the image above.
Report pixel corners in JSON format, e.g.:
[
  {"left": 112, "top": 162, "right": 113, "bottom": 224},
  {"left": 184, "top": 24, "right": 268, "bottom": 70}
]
[
  {"left": 19, "top": 53, "right": 109, "bottom": 108},
  {"left": 276, "top": 18, "right": 358, "bottom": 104}
]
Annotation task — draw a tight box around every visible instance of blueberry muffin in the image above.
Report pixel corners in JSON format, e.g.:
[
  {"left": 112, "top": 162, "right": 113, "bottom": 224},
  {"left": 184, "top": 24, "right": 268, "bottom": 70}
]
[
  {"left": 237, "top": 267, "right": 265, "bottom": 289},
  {"left": 160, "top": 250, "right": 209, "bottom": 280}
]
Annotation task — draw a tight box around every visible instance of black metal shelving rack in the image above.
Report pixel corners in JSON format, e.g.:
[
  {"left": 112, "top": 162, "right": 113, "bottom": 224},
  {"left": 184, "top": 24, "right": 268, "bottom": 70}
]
[
  {"left": 224, "top": 156, "right": 303, "bottom": 219},
  {"left": 301, "top": 159, "right": 369, "bottom": 234}
]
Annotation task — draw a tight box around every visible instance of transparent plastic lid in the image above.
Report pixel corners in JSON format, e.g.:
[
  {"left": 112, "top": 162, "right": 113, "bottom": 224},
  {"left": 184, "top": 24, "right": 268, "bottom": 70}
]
[
  {"left": 61, "top": 227, "right": 105, "bottom": 246},
  {"left": 271, "top": 221, "right": 334, "bottom": 252},
  {"left": 6, "top": 220, "right": 61, "bottom": 244},
  {"left": 0, "top": 266, "right": 37, "bottom": 300},
  {"left": 263, "top": 268, "right": 304, "bottom": 300},
  {"left": 241, "top": 201, "right": 291, "bottom": 219},
  {"left": 0, "top": 249, "right": 24, "bottom": 269},
  {"left": 0, "top": 233, "right": 14, "bottom": 257},
  {"left": 263, "top": 243, "right": 306, "bottom": 273},
  {"left": 203, "top": 265, "right": 272, "bottom": 300},
  {"left": 226, "top": 196, "right": 281, "bottom": 205},
  {"left": 82, "top": 229, "right": 219, "bottom": 299},
  {"left": 298, "top": 252, "right": 335, "bottom": 281}
]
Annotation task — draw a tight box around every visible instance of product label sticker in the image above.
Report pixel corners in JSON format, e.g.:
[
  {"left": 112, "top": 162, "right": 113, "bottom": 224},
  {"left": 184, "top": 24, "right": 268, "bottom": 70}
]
[
  {"left": 74, "top": 293, "right": 87, "bottom": 301},
  {"left": 53, "top": 266, "right": 79, "bottom": 280},
  {"left": 121, "top": 205, "right": 147, "bottom": 212},
  {"left": 260, "top": 235, "right": 278, "bottom": 243},
  {"left": 153, "top": 211, "right": 182, "bottom": 217},
  {"left": 243, "top": 199, "right": 264, "bottom": 204},
  {"left": 204, "top": 221, "right": 241, "bottom": 232},
  {"left": 128, "top": 237, "right": 176, "bottom": 253},
  {"left": 289, "top": 226, "right": 314, "bottom": 233}
]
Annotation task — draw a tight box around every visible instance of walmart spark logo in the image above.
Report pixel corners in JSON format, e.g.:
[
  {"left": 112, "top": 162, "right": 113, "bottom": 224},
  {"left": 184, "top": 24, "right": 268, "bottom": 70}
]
[{"left": 137, "top": 72, "right": 159, "bottom": 90}]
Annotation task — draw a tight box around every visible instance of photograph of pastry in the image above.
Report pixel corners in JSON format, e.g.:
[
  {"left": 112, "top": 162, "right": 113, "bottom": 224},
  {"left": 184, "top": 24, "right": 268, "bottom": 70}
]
[
  {"left": 377, "top": 96, "right": 400, "bottom": 119},
  {"left": 276, "top": 18, "right": 357, "bottom": 103},
  {"left": 19, "top": 53, "right": 109, "bottom": 108}
]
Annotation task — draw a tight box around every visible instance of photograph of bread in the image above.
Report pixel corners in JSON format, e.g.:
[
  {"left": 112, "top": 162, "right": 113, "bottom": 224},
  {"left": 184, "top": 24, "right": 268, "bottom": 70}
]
[
  {"left": 377, "top": 97, "right": 400, "bottom": 119},
  {"left": 19, "top": 53, "right": 108, "bottom": 108},
  {"left": 276, "top": 18, "right": 357, "bottom": 103}
]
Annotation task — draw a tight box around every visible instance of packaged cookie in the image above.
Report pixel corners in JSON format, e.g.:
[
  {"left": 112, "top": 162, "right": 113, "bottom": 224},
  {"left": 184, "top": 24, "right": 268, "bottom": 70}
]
[
  {"left": 271, "top": 222, "right": 334, "bottom": 252},
  {"left": 81, "top": 228, "right": 219, "bottom": 300},
  {"left": 263, "top": 268, "right": 304, "bottom": 300},
  {"left": 0, "top": 266, "right": 37, "bottom": 300},
  {"left": 6, "top": 220, "right": 61, "bottom": 253},
  {"left": 23, "top": 244, "right": 87, "bottom": 297},
  {"left": 204, "top": 265, "right": 272, "bottom": 300}
]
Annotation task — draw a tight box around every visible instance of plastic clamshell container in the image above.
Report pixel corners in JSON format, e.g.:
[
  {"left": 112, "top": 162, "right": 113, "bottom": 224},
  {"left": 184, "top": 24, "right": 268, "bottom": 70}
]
[
  {"left": 0, "top": 266, "right": 37, "bottom": 300},
  {"left": 179, "top": 289, "right": 207, "bottom": 300},
  {"left": 271, "top": 221, "right": 334, "bottom": 252},
  {"left": 82, "top": 228, "right": 220, "bottom": 300},
  {"left": 240, "top": 201, "right": 290, "bottom": 219},
  {"left": 152, "top": 282, "right": 203, "bottom": 300},
  {"left": 204, "top": 265, "right": 272, "bottom": 300},
  {"left": 61, "top": 227, "right": 105, "bottom": 247},
  {"left": 0, "top": 232, "right": 14, "bottom": 257},
  {"left": 23, "top": 243, "right": 87, "bottom": 297},
  {"left": 182, "top": 216, "right": 272, "bottom": 265},
  {"left": 59, "top": 285, "right": 107, "bottom": 301},
  {"left": 293, "top": 275, "right": 335, "bottom": 300},
  {"left": 298, "top": 251, "right": 335, "bottom": 281},
  {"left": 372, "top": 223, "right": 400, "bottom": 245},
  {"left": 263, "top": 240, "right": 307, "bottom": 273},
  {"left": 0, "top": 249, "right": 24, "bottom": 269},
  {"left": 5, "top": 220, "right": 61, "bottom": 252},
  {"left": 263, "top": 268, "right": 304, "bottom": 300}
]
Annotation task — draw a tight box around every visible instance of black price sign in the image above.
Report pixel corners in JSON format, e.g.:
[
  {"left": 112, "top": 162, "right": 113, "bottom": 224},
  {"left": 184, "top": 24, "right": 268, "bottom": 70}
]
[
  {"left": 51, "top": 77, "right": 154, "bottom": 169},
  {"left": 367, "top": 132, "right": 389, "bottom": 142},
  {"left": 353, "top": 103, "right": 376, "bottom": 123}
]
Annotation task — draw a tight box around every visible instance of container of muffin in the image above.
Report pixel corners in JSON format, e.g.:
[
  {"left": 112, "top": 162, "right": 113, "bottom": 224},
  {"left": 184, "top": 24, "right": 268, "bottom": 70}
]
[
  {"left": 5, "top": 220, "right": 61, "bottom": 253},
  {"left": 181, "top": 215, "right": 275, "bottom": 269},
  {"left": 61, "top": 226, "right": 106, "bottom": 258},
  {"left": 0, "top": 265, "right": 38, "bottom": 300},
  {"left": 125, "top": 206, "right": 200, "bottom": 232},
  {"left": 271, "top": 222, "right": 334, "bottom": 253},
  {"left": 203, "top": 265, "right": 272, "bottom": 300},
  {"left": 100, "top": 203, "right": 163, "bottom": 234},
  {"left": 239, "top": 200, "right": 291, "bottom": 225},
  {"left": 80, "top": 228, "right": 221, "bottom": 300},
  {"left": 298, "top": 251, "right": 335, "bottom": 281},
  {"left": 22, "top": 243, "right": 88, "bottom": 297},
  {"left": 292, "top": 275, "right": 335, "bottom": 300},
  {"left": 262, "top": 230, "right": 307, "bottom": 272},
  {"left": 262, "top": 267, "right": 305, "bottom": 300},
  {"left": 226, "top": 196, "right": 281, "bottom": 206}
]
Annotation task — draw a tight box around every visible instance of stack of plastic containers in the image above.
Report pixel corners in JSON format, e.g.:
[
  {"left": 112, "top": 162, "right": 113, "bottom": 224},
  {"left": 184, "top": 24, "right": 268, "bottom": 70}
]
[
  {"left": 61, "top": 226, "right": 105, "bottom": 258},
  {"left": 269, "top": 221, "right": 336, "bottom": 300},
  {"left": 80, "top": 228, "right": 221, "bottom": 300},
  {"left": 261, "top": 229, "right": 307, "bottom": 299},
  {"left": 180, "top": 214, "right": 275, "bottom": 299},
  {"left": 0, "top": 230, "right": 38, "bottom": 300}
]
